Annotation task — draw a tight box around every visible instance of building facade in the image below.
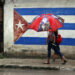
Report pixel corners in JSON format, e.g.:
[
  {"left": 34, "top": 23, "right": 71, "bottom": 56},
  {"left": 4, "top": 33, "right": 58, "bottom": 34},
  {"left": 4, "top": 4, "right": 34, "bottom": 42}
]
[{"left": 4, "top": 0, "right": 75, "bottom": 58}]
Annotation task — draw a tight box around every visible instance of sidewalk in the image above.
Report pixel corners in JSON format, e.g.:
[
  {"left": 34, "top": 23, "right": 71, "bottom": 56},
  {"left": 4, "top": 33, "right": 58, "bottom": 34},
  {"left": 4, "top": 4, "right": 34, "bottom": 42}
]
[{"left": 0, "top": 58, "right": 75, "bottom": 71}]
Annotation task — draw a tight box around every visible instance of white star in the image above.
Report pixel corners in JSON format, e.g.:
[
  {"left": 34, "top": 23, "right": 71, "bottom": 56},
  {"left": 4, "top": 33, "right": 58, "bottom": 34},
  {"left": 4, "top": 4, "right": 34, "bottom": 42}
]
[{"left": 16, "top": 20, "right": 24, "bottom": 30}]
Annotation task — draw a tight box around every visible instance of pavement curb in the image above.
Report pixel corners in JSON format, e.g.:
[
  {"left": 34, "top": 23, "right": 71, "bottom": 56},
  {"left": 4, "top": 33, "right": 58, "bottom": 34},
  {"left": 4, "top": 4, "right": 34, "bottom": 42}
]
[
  {"left": 0, "top": 64, "right": 75, "bottom": 71},
  {"left": 0, "top": 65, "right": 59, "bottom": 70},
  {"left": 0, "top": 59, "right": 75, "bottom": 71}
]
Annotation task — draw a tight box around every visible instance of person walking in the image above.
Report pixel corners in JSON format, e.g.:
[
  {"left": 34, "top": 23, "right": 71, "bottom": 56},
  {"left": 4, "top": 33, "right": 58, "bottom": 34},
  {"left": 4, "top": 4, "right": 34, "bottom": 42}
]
[
  {"left": 52, "top": 30, "right": 67, "bottom": 64},
  {"left": 44, "top": 31, "right": 55, "bottom": 64},
  {"left": 44, "top": 30, "right": 67, "bottom": 64}
]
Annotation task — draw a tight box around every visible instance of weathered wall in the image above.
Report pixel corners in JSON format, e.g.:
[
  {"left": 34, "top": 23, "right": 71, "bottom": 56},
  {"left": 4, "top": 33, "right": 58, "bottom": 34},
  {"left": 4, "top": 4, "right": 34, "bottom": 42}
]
[{"left": 4, "top": 0, "right": 75, "bottom": 58}]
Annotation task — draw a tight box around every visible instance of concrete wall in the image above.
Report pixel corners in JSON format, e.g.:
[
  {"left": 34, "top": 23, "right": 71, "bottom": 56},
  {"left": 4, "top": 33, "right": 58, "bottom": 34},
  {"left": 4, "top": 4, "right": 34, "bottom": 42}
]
[{"left": 4, "top": 0, "right": 75, "bottom": 58}]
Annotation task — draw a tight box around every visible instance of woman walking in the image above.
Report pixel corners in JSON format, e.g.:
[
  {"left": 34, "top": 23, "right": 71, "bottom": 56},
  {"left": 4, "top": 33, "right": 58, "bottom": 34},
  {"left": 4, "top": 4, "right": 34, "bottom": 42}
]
[{"left": 45, "top": 30, "right": 67, "bottom": 64}]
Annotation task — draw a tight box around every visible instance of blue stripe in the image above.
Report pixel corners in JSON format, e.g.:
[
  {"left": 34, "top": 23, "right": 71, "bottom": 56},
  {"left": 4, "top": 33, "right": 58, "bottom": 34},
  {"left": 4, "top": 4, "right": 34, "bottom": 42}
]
[
  {"left": 28, "top": 23, "right": 75, "bottom": 30},
  {"left": 15, "top": 37, "right": 75, "bottom": 46},
  {"left": 59, "top": 23, "right": 75, "bottom": 30},
  {"left": 14, "top": 8, "right": 75, "bottom": 15}
]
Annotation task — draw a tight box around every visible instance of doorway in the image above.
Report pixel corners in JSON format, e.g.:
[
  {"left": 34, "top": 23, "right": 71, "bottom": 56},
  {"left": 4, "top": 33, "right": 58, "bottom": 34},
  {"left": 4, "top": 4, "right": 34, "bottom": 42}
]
[{"left": 0, "top": 2, "right": 4, "bottom": 53}]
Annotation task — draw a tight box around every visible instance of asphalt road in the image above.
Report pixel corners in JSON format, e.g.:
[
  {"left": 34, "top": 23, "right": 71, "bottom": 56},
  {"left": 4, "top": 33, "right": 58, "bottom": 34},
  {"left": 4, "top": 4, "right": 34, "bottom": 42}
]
[{"left": 0, "top": 68, "right": 75, "bottom": 75}]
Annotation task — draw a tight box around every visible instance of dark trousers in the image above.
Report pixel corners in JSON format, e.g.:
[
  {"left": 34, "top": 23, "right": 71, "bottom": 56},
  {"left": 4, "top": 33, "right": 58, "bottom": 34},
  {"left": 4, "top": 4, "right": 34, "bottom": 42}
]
[{"left": 48, "top": 40, "right": 63, "bottom": 58}]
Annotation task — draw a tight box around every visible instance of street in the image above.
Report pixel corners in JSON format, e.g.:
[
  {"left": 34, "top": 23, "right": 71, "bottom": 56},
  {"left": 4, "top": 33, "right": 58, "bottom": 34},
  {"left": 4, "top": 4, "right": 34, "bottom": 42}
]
[{"left": 0, "top": 68, "right": 75, "bottom": 75}]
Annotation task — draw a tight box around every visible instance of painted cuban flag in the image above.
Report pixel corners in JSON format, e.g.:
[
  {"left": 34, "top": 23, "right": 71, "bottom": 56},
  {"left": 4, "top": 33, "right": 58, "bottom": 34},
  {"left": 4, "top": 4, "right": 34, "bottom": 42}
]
[
  {"left": 14, "top": 10, "right": 29, "bottom": 42},
  {"left": 14, "top": 8, "right": 75, "bottom": 46}
]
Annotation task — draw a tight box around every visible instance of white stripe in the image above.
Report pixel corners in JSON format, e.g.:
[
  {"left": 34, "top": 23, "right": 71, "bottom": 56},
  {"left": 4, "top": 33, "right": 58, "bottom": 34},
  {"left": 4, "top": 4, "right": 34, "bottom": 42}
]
[
  {"left": 22, "top": 30, "right": 48, "bottom": 37},
  {"left": 59, "top": 15, "right": 75, "bottom": 23},
  {"left": 59, "top": 30, "right": 75, "bottom": 38},
  {"left": 22, "top": 15, "right": 75, "bottom": 23},
  {"left": 22, "top": 30, "right": 75, "bottom": 38}
]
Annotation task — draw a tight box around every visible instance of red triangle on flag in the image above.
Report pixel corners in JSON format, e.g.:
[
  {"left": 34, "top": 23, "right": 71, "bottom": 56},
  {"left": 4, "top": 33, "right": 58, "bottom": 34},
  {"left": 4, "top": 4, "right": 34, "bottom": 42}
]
[{"left": 14, "top": 10, "right": 29, "bottom": 42}]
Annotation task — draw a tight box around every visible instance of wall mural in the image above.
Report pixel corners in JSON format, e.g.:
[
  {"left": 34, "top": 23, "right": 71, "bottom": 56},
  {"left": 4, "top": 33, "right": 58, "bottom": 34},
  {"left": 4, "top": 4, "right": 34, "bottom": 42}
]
[
  {"left": 14, "top": 8, "right": 75, "bottom": 46},
  {"left": 14, "top": 10, "right": 29, "bottom": 42}
]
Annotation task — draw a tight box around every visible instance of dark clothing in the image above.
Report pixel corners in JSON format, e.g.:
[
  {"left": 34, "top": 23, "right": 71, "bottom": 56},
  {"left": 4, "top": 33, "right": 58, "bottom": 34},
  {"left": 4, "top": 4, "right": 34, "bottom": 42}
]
[
  {"left": 47, "top": 39, "right": 63, "bottom": 59},
  {"left": 47, "top": 32, "right": 55, "bottom": 42},
  {"left": 52, "top": 43, "right": 63, "bottom": 58}
]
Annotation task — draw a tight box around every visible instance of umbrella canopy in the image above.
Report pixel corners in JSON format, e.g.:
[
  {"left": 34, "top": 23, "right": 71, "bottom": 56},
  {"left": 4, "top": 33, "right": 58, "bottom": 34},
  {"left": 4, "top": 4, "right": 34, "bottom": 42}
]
[{"left": 29, "top": 14, "right": 64, "bottom": 32}]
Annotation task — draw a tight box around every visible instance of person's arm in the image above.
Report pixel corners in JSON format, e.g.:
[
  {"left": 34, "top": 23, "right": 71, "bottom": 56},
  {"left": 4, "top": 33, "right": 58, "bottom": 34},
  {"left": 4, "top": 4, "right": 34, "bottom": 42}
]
[
  {"left": 53, "top": 34, "right": 56, "bottom": 43},
  {"left": 52, "top": 34, "right": 56, "bottom": 46},
  {"left": 47, "top": 35, "right": 49, "bottom": 44}
]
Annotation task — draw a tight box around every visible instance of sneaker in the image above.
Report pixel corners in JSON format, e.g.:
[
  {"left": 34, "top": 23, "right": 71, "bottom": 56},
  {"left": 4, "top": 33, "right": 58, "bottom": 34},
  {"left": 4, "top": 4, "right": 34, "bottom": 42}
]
[
  {"left": 62, "top": 60, "right": 67, "bottom": 65},
  {"left": 44, "top": 61, "right": 50, "bottom": 64},
  {"left": 51, "top": 59, "right": 55, "bottom": 62}
]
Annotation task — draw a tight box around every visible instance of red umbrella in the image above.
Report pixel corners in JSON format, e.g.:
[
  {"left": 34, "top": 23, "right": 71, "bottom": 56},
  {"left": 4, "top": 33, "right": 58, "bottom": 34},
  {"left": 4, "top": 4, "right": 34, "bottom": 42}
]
[
  {"left": 48, "top": 13, "right": 64, "bottom": 24},
  {"left": 29, "top": 14, "right": 63, "bottom": 32}
]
